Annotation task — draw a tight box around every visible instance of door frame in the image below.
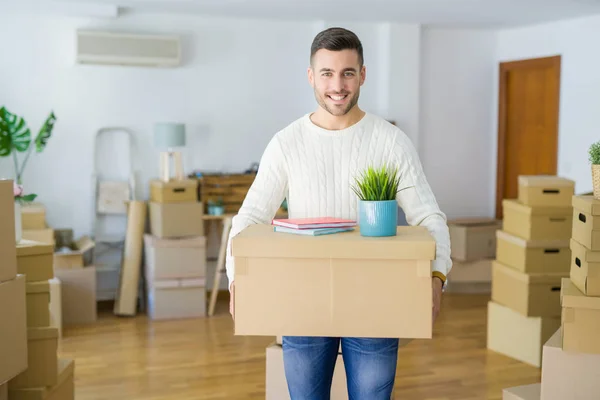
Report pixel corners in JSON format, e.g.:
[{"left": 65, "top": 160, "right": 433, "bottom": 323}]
[{"left": 495, "top": 55, "right": 562, "bottom": 219}]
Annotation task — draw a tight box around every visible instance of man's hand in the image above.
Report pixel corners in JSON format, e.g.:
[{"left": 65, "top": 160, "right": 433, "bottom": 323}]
[
  {"left": 229, "top": 281, "right": 235, "bottom": 320},
  {"left": 432, "top": 277, "right": 443, "bottom": 326}
]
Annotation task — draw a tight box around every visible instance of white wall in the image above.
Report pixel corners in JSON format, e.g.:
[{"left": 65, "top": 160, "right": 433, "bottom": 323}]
[{"left": 496, "top": 14, "right": 600, "bottom": 195}]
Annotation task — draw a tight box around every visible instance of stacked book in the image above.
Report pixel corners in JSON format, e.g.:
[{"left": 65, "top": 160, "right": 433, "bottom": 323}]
[{"left": 271, "top": 217, "right": 357, "bottom": 236}]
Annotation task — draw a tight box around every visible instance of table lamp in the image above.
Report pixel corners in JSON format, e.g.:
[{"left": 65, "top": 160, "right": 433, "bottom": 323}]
[{"left": 154, "top": 122, "right": 186, "bottom": 182}]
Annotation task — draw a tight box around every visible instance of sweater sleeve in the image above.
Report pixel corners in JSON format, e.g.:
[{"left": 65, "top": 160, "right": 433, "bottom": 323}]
[
  {"left": 225, "top": 134, "right": 288, "bottom": 289},
  {"left": 393, "top": 132, "right": 452, "bottom": 281}
]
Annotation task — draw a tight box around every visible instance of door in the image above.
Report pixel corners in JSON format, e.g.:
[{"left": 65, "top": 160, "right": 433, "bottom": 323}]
[{"left": 496, "top": 55, "right": 561, "bottom": 219}]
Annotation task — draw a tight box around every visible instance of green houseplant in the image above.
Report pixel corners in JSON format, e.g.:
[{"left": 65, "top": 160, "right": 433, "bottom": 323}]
[
  {"left": 351, "top": 165, "right": 401, "bottom": 237},
  {"left": 590, "top": 140, "right": 600, "bottom": 199}
]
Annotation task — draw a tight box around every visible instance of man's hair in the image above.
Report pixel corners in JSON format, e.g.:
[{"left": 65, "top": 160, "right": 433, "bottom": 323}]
[{"left": 310, "top": 27, "right": 364, "bottom": 67}]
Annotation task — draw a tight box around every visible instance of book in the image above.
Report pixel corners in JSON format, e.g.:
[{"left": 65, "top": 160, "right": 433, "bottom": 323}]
[
  {"left": 273, "top": 226, "right": 355, "bottom": 236},
  {"left": 272, "top": 217, "right": 357, "bottom": 230}
]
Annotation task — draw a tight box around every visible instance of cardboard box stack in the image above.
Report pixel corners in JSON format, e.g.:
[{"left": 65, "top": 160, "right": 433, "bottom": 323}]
[
  {"left": 146, "top": 179, "right": 207, "bottom": 320},
  {"left": 21, "top": 203, "right": 54, "bottom": 246},
  {"left": 487, "top": 176, "right": 574, "bottom": 368}
]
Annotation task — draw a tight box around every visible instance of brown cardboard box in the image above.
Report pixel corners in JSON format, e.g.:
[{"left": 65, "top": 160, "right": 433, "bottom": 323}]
[
  {"left": 487, "top": 301, "right": 559, "bottom": 367},
  {"left": 149, "top": 202, "right": 205, "bottom": 238},
  {"left": 518, "top": 175, "right": 575, "bottom": 207},
  {"left": 53, "top": 236, "right": 95, "bottom": 269},
  {"left": 447, "top": 258, "right": 492, "bottom": 282},
  {"left": 448, "top": 218, "right": 502, "bottom": 261},
  {"left": 496, "top": 230, "right": 570, "bottom": 274},
  {"left": 26, "top": 281, "right": 50, "bottom": 328},
  {"left": 20, "top": 203, "right": 46, "bottom": 230},
  {"left": 572, "top": 195, "right": 600, "bottom": 251},
  {"left": 143, "top": 234, "right": 207, "bottom": 280},
  {"left": 491, "top": 261, "right": 566, "bottom": 317},
  {"left": 150, "top": 179, "right": 198, "bottom": 203},
  {"left": 0, "top": 275, "right": 28, "bottom": 385},
  {"left": 232, "top": 224, "right": 436, "bottom": 338},
  {"left": 502, "top": 383, "right": 541, "bottom": 400},
  {"left": 0, "top": 180, "right": 17, "bottom": 284},
  {"left": 16, "top": 240, "right": 54, "bottom": 282},
  {"left": 541, "top": 328, "right": 600, "bottom": 400},
  {"left": 22, "top": 228, "right": 54, "bottom": 246},
  {"left": 55, "top": 267, "right": 97, "bottom": 326},
  {"left": 8, "top": 359, "right": 74, "bottom": 400},
  {"left": 570, "top": 238, "right": 600, "bottom": 296},
  {"left": 560, "top": 277, "right": 600, "bottom": 354},
  {"left": 502, "top": 199, "right": 572, "bottom": 241},
  {"left": 146, "top": 278, "right": 206, "bottom": 320},
  {"left": 9, "top": 327, "right": 59, "bottom": 389}
]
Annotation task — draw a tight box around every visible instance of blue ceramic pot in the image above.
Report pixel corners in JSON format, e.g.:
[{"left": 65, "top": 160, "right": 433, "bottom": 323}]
[{"left": 358, "top": 200, "right": 398, "bottom": 237}]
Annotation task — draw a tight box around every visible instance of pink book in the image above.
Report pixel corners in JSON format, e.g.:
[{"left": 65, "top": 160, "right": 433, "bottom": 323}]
[{"left": 272, "top": 217, "right": 357, "bottom": 230}]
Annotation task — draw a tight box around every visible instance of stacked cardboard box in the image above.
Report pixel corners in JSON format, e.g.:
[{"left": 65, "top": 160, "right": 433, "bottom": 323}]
[
  {"left": 21, "top": 203, "right": 54, "bottom": 246},
  {"left": 487, "top": 176, "right": 573, "bottom": 368},
  {"left": 146, "top": 179, "right": 207, "bottom": 320}
]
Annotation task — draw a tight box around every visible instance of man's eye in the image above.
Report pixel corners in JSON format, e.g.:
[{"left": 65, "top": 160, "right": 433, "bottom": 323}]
[
  {"left": 322, "top": 73, "right": 332, "bottom": 77},
  {"left": 345, "top": 72, "right": 354, "bottom": 77}
]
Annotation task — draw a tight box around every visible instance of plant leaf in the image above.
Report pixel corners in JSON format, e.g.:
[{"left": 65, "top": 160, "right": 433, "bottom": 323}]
[
  {"left": 19, "top": 193, "right": 37, "bottom": 202},
  {"left": 35, "top": 111, "right": 56, "bottom": 152},
  {"left": 0, "top": 118, "right": 9, "bottom": 157},
  {"left": 0, "top": 107, "right": 31, "bottom": 153}
]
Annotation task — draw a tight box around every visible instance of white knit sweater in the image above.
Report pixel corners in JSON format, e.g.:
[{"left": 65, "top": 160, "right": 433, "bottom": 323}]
[{"left": 225, "top": 112, "right": 452, "bottom": 286}]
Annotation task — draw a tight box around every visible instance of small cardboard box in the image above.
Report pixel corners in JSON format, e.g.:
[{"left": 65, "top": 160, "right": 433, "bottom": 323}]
[
  {"left": 20, "top": 203, "right": 46, "bottom": 230},
  {"left": 541, "top": 327, "right": 600, "bottom": 400},
  {"left": 22, "top": 228, "right": 55, "bottom": 246},
  {"left": 150, "top": 179, "right": 197, "bottom": 203},
  {"left": 149, "top": 202, "right": 205, "bottom": 238},
  {"left": 144, "top": 234, "right": 207, "bottom": 280},
  {"left": 447, "top": 258, "right": 492, "bottom": 282},
  {"left": 8, "top": 359, "right": 74, "bottom": 400},
  {"left": 487, "top": 301, "right": 560, "bottom": 368},
  {"left": 9, "top": 327, "right": 59, "bottom": 389},
  {"left": 570, "top": 238, "right": 600, "bottom": 296},
  {"left": 26, "top": 281, "right": 50, "bottom": 328},
  {"left": 572, "top": 195, "right": 600, "bottom": 251},
  {"left": 0, "top": 275, "right": 28, "bottom": 385},
  {"left": 518, "top": 175, "right": 575, "bottom": 207},
  {"left": 502, "top": 199, "right": 572, "bottom": 241},
  {"left": 146, "top": 278, "right": 206, "bottom": 320},
  {"left": 560, "top": 277, "right": 600, "bottom": 354},
  {"left": 232, "top": 224, "right": 436, "bottom": 338},
  {"left": 0, "top": 180, "right": 17, "bottom": 284},
  {"left": 16, "top": 240, "right": 54, "bottom": 282},
  {"left": 448, "top": 218, "right": 502, "bottom": 261},
  {"left": 502, "top": 383, "right": 541, "bottom": 400},
  {"left": 496, "top": 230, "right": 570, "bottom": 274},
  {"left": 55, "top": 267, "right": 97, "bottom": 326},
  {"left": 491, "top": 261, "right": 566, "bottom": 317},
  {"left": 53, "top": 236, "right": 95, "bottom": 269}
]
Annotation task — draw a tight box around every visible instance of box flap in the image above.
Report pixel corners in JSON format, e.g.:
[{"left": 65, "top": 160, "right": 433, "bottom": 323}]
[
  {"left": 448, "top": 217, "right": 501, "bottom": 227},
  {"left": 518, "top": 175, "right": 575, "bottom": 188},
  {"left": 73, "top": 236, "right": 95, "bottom": 253},
  {"left": 150, "top": 179, "right": 197, "bottom": 189},
  {"left": 570, "top": 238, "right": 600, "bottom": 262},
  {"left": 502, "top": 199, "right": 572, "bottom": 216},
  {"left": 144, "top": 234, "right": 206, "bottom": 248},
  {"left": 16, "top": 240, "right": 53, "bottom": 257},
  {"left": 25, "top": 281, "right": 50, "bottom": 294},
  {"left": 561, "top": 277, "right": 600, "bottom": 310},
  {"left": 232, "top": 224, "right": 436, "bottom": 260},
  {"left": 27, "top": 327, "right": 58, "bottom": 341},
  {"left": 572, "top": 195, "right": 600, "bottom": 215},
  {"left": 496, "top": 230, "right": 569, "bottom": 249},
  {"left": 493, "top": 260, "right": 566, "bottom": 284}
]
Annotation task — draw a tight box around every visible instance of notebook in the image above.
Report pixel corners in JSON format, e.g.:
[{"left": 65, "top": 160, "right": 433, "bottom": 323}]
[
  {"left": 272, "top": 217, "right": 357, "bottom": 230},
  {"left": 273, "top": 226, "right": 355, "bottom": 236}
]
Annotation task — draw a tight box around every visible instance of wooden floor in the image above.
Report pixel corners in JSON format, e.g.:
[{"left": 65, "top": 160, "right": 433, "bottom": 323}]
[{"left": 57, "top": 293, "right": 541, "bottom": 400}]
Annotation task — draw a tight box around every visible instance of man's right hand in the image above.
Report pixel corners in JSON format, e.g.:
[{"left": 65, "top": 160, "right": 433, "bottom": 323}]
[{"left": 229, "top": 281, "right": 235, "bottom": 320}]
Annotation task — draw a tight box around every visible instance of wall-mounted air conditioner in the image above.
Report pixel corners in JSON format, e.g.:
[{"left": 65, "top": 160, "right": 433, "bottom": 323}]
[{"left": 76, "top": 30, "right": 181, "bottom": 68}]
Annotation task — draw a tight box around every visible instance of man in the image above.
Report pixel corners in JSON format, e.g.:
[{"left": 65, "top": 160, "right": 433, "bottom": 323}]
[{"left": 225, "top": 27, "right": 451, "bottom": 399}]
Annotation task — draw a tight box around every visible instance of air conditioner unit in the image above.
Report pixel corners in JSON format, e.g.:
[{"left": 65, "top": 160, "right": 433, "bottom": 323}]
[{"left": 76, "top": 30, "right": 181, "bottom": 68}]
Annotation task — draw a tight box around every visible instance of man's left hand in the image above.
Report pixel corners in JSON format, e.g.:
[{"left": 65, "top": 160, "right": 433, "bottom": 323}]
[{"left": 432, "top": 277, "right": 443, "bottom": 326}]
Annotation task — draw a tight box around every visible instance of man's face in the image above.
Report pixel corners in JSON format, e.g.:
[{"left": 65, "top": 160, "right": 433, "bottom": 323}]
[{"left": 308, "top": 49, "right": 366, "bottom": 117}]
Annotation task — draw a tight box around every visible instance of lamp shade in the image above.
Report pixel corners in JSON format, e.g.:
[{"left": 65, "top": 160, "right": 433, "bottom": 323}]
[{"left": 154, "top": 122, "right": 186, "bottom": 148}]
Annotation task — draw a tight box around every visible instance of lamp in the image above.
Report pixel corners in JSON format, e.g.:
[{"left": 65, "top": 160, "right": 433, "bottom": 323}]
[{"left": 154, "top": 122, "right": 186, "bottom": 182}]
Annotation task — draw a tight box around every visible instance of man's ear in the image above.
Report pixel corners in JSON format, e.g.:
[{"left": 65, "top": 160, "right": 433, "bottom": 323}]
[
  {"left": 360, "top": 65, "right": 366, "bottom": 86},
  {"left": 307, "top": 66, "right": 315, "bottom": 87}
]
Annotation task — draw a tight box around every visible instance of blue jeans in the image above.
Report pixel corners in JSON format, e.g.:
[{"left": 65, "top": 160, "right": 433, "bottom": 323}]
[{"left": 282, "top": 336, "right": 398, "bottom": 400}]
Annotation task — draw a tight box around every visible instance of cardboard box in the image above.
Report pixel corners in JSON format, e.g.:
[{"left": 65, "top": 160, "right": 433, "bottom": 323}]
[
  {"left": 572, "top": 195, "right": 600, "bottom": 251},
  {"left": 491, "top": 261, "right": 566, "bottom": 317},
  {"left": 502, "top": 383, "right": 541, "bottom": 400},
  {"left": 150, "top": 179, "right": 198, "bottom": 203},
  {"left": 560, "top": 277, "right": 600, "bottom": 354},
  {"left": 496, "top": 230, "right": 570, "bottom": 274},
  {"left": 518, "top": 175, "right": 575, "bottom": 207},
  {"left": 0, "top": 180, "right": 17, "bottom": 284},
  {"left": 26, "top": 281, "right": 50, "bottom": 328},
  {"left": 143, "top": 234, "right": 207, "bottom": 280},
  {"left": 147, "top": 278, "right": 206, "bottom": 320},
  {"left": 541, "top": 328, "right": 600, "bottom": 400},
  {"left": 53, "top": 236, "right": 95, "bottom": 269},
  {"left": 487, "top": 301, "right": 560, "bottom": 367},
  {"left": 9, "top": 327, "right": 59, "bottom": 389},
  {"left": 0, "top": 275, "right": 28, "bottom": 385},
  {"left": 570, "top": 238, "right": 600, "bottom": 296},
  {"left": 55, "top": 267, "right": 97, "bottom": 326},
  {"left": 20, "top": 203, "right": 46, "bottom": 230},
  {"left": 149, "top": 202, "right": 205, "bottom": 238},
  {"left": 16, "top": 240, "right": 54, "bottom": 282},
  {"left": 8, "top": 359, "right": 74, "bottom": 400},
  {"left": 502, "top": 199, "right": 572, "bottom": 241},
  {"left": 22, "top": 228, "right": 54, "bottom": 246},
  {"left": 232, "top": 224, "right": 436, "bottom": 338},
  {"left": 447, "top": 258, "right": 492, "bottom": 282},
  {"left": 448, "top": 218, "right": 502, "bottom": 261}
]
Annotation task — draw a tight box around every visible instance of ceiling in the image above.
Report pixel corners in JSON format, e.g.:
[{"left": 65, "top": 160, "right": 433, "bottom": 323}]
[{"left": 13, "top": 0, "right": 600, "bottom": 28}]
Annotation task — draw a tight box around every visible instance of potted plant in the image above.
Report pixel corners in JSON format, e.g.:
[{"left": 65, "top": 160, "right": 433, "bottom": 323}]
[
  {"left": 351, "top": 165, "right": 401, "bottom": 237},
  {"left": 13, "top": 181, "right": 36, "bottom": 244},
  {"left": 208, "top": 197, "right": 225, "bottom": 216},
  {"left": 591, "top": 141, "right": 600, "bottom": 200}
]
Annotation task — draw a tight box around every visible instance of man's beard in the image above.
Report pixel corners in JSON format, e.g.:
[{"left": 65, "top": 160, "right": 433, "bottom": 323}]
[{"left": 314, "top": 89, "right": 360, "bottom": 116}]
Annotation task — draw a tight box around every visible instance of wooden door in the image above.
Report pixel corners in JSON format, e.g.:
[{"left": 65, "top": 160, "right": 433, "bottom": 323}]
[{"left": 496, "top": 55, "right": 561, "bottom": 219}]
